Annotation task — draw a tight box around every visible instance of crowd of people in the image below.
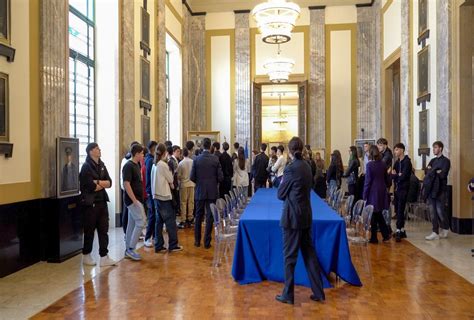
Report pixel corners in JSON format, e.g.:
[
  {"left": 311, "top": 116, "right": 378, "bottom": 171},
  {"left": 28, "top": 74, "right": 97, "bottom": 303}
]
[{"left": 77, "top": 134, "right": 455, "bottom": 265}]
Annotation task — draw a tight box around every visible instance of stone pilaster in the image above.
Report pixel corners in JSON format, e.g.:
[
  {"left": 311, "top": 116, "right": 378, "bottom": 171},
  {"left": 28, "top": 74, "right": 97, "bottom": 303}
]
[
  {"left": 156, "top": 0, "right": 167, "bottom": 140},
  {"left": 235, "top": 13, "right": 251, "bottom": 146},
  {"left": 40, "top": 0, "right": 68, "bottom": 197},
  {"left": 119, "top": 0, "right": 135, "bottom": 155},
  {"left": 436, "top": 0, "right": 451, "bottom": 158},
  {"left": 309, "top": 8, "right": 325, "bottom": 150},
  {"left": 357, "top": 4, "right": 379, "bottom": 141},
  {"left": 400, "top": 0, "right": 411, "bottom": 151},
  {"left": 182, "top": 14, "right": 207, "bottom": 134},
  {"left": 374, "top": 0, "right": 382, "bottom": 139}
]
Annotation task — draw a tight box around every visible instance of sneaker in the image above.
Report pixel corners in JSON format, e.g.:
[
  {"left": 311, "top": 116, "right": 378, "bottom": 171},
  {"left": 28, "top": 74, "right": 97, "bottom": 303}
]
[
  {"left": 125, "top": 249, "right": 142, "bottom": 261},
  {"left": 177, "top": 222, "right": 186, "bottom": 229},
  {"left": 169, "top": 245, "right": 183, "bottom": 252},
  {"left": 400, "top": 230, "right": 407, "bottom": 239},
  {"left": 439, "top": 229, "right": 449, "bottom": 239},
  {"left": 82, "top": 254, "right": 96, "bottom": 266},
  {"left": 155, "top": 247, "right": 167, "bottom": 254},
  {"left": 100, "top": 255, "right": 118, "bottom": 267},
  {"left": 144, "top": 238, "right": 153, "bottom": 248},
  {"left": 425, "top": 232, "right": 440, "bottom": 241},
  {"left": 395, "top": 231, "right": 402, "bottom": 242}
]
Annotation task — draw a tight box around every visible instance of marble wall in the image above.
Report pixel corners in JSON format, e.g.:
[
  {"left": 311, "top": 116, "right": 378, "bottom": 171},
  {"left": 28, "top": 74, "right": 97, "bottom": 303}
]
[
  {"left": 436, "top": 0, "right": 451, "bottom": 158},
  {"left": 400, "top": 0, "right": 411, "bottom": 152},
  {"left": 40, "top": 0, "right": 69, "bottom": 198},
  {"left": 182, "top": 13, "right": 207, "bottom": 135},
  {"left": 356, "top": 5, "right": 378, "bottom": 141},
  {"left": 234, "top": 13, "right": 251, "bottom": 146},
  {"left": 120, "top": 0, "right": 135, "bottom": 155},
  {"left": 156, "top": 0, "right": 167, "bottom": 140},
  {"left": 309, "top": 9, "right": 325, "bottom": 150}
]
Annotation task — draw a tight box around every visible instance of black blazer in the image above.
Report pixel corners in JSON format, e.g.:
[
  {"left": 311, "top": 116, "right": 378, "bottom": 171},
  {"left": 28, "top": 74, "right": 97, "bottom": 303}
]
[
  {"left": 278, "top": 158, "right": 313, "bottom": 229},
  {"left": 219, "top": 151, "right": 234, "bottom": 180},
  {"left": 190, "top": 150, "right": 224, "bottom": 201},
  {"left": 252, "top": 152, "right": 269, "bottom": 183}
]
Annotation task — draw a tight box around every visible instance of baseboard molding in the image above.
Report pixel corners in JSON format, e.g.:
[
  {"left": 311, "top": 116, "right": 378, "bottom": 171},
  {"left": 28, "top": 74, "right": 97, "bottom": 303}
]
[{"left": 451, "top": 217, "right": 474, "bottom": 235}]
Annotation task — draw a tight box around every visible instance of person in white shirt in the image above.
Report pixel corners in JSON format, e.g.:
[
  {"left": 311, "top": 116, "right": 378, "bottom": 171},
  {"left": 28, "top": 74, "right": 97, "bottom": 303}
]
[
  {"left": 151, "top": 143, "right": 183, "bottom": 253},
  {"left": 177, "top": 148, "right": 195, "bottom": 228},
  {"left": 272, "top": 145, "right": 287, "bottom": 188},
  {"left": 233, "top": 147, "right": 250, "bottom": 196}
]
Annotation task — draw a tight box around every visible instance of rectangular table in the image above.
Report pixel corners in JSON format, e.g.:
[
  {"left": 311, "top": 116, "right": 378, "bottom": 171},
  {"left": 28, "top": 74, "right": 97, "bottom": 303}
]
[{"left": 231, "top": 188, "right": 362, "bottom": 288}]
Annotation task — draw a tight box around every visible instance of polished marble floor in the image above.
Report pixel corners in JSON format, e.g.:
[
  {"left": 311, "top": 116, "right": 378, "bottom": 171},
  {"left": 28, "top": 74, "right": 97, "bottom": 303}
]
[{"left": 1, "top": 219, "right": 473, "bottom": 319}]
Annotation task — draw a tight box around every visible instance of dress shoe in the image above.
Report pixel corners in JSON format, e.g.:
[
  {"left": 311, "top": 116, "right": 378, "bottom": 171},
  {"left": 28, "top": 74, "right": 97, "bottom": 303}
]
[
  {"left": 275, "top": 295, "right": 294, "bottom": 305},
  {"left": 310, "top": 294, "right": 325, "bottom": 302},
  {"left": 194, "top": 242, "right": 200, "bottom": 247},
  {"left": 400, "top": 230, "right": 407, "bottom": 239},
  {"left": 204, "top": 244, "right": 212, "bottom": 249},
  {"left": 382, "top": 235, "right": 391, "bottom": 242}
]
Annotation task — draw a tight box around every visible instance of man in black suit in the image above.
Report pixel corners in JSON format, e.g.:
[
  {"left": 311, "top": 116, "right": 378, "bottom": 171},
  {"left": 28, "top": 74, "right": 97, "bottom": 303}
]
[
  {"left": 190, "top": 138, "right": 224, "bottom": 248},
  {"left": 252, "top": 143, "right": 269, "bottom": 191},
  {"left": 219, "top": 142, "right": 233, "bottom": 198},
  {"left": 276, "top": 137, "right": 325, "bottom": 305}
]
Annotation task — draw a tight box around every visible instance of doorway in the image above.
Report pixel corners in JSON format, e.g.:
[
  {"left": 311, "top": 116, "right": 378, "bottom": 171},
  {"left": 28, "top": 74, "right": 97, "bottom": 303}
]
[
  {"left": 383, "top": 58, "right": 401, "bottom": 146},
  {"left": 251, "top": 81, "right": 307, "bottom": 151}
]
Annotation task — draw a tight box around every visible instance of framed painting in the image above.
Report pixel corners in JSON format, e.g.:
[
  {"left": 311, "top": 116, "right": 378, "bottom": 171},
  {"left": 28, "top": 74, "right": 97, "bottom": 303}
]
[
  {"left": 419, "top": 109, "right": 429, "bottom": 148},
  {"left": 417, "top": 0, "right": 429, "bottom": 43},
  {"left": 57, "top": 137, "right": 80, "bottom": 198},
  {"left": 187, "top": 131, "right": 220, "bottom": 149},
  {"left": 417, "top": 45, "right": 431, "bottom": 104},
  {"left": 140, "top": 56, "right": 150, "bottom": 103},
  {"left": 140, "top": 7, "right": 151, "bottom": 54},
  {"left": 354, "top": 139, "right": 375, "bottom": 159},
  {"left": 141, "top": 115, "right": 150, "bottom": 147},
  {"left": 0, "top": 72, "right": 8, "bottom": 141}
]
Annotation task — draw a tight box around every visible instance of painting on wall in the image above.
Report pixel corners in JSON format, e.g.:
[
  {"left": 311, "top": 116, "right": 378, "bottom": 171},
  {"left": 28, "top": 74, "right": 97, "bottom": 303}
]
[
  {"left": 140, "top": 6, "right": 151, "bottom": 55},
  {"left": 0, "top": 0, "right": 10, "bottom": 44},
  {"left": 142, "top": 115, "right": 150, "bottom": 147},
  {"left": 0, "top": 72, "right": 8, "bottom": 141},
  {"left": 354, "top": 139, "right": 376, "bottom": 159},
  {"left": 187, "top": 131, "right": 220, "bottom": 149},
  {"left": 418, "top": 0, "right": 429, "bottom": 43},
  {"left": 57, "top": 137, "right": 80, "bottom": 198},
  {"left": 140, "top": 56, "right": 150, "bottom": 103},
  {"left": 417, "top": 45, "right": 430, "bottom": 104},
  {"left": 419, "top": 109, "right": 429, "bottom": 148}
]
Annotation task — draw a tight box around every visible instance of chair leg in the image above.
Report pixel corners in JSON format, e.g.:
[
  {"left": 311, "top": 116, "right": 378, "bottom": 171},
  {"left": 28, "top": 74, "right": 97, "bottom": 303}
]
[{"left": 212, "top": 240, "right": 222, "bottom": 267}]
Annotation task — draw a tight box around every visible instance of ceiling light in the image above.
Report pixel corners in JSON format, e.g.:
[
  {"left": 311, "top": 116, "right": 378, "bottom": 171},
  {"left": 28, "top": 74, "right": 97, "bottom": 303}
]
[
  {"left": 263, "top": 50, "right": 295, "bottom": 83},
  {"left": 252, "top": 0, "right": 301, "bottom": 44}
]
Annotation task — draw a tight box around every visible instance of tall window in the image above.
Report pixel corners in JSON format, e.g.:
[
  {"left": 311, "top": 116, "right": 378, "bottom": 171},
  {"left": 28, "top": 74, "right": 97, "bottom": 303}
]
[
  {"left": 69, "top": 0, "right": 95, "bottom": 165},
  {"left": 165, "top": 51, "right": 170, "bottom": 139}
]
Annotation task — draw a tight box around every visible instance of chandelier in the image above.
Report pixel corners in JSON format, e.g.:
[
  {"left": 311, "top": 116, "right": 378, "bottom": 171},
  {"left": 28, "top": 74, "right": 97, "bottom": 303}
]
[
  {"left": 273, "top": 93, "right": 288, "bottom": 131},
  {"left": 263, "top": 46, "right": 295, "bottom": 83},
  {"left": 252, "top": 0, "right": 301, "bottom": 44}
]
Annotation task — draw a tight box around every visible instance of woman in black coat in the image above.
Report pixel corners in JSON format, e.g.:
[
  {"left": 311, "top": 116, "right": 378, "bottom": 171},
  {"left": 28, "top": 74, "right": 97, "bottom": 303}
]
[{"left": 343, "top": 146, "right": 360, "bottom": 196}]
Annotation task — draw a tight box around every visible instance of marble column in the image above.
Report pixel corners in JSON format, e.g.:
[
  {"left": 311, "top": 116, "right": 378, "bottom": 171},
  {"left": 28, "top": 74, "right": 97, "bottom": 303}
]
[
  {"left": 40, "top": 0, "right": 69, "bottom": 198},
  {"left": 309, "top": 9, "right": 325, "bottom": 150},
  {"left": 374, "top": 0, "right": 382, "bottom": 139},
  {"left": 436, "top": 0, "right": 451, "bottom": 158},
  {"left": 182, "top": 8, "right": 190, "bottom": 141},
  {"left": 357, "top": 5, "right": 378, "bottom": 141},
  {"left": 400, "top": 0, "right": 411, "bottom": 152},
  {"left": 120, "top": 0, "right": 135, "bottom": 155},
  {"left": 235, "top": 13, "right": 251, "bottom": 146},
  {"left": 156, "top": 0, "right": 167, "bottom": 140},
  {"left": 182, "top": 13, "right": 207, "bottom": 134}
]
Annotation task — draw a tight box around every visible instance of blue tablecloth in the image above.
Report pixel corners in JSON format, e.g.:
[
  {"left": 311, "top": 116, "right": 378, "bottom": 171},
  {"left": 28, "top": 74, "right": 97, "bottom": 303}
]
[{"left": 231, "top": 188, "right": 362, "bottom": 288}]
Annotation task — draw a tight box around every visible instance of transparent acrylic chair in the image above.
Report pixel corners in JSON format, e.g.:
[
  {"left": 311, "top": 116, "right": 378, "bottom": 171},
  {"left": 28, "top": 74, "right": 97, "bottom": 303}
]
[
  {"left": 210, "top": 203, "right": 237, "bottom": 267},
  {"left": 346, "top": 199, "right": 365, "bottom": 236},
  {"left": 348, "top": 204, "right": 374, "bottom": 275}
]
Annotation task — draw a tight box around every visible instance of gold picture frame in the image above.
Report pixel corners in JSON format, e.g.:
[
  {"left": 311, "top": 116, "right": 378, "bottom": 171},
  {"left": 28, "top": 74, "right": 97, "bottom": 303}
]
[
  {"left": 417, "top": 45, "right": 431, "bottom": 104},
  {"left": 187, "top": 131, "right": 220, "bottom": 149},
  {"left": 0, "top": 72, "right": 8, "bottom": 141}
]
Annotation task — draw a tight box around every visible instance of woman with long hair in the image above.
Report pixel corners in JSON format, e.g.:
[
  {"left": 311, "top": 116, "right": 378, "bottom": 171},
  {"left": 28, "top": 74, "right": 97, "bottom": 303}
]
[
  {"left": 233, "top": 146, "right": 250, "bottom": 196},
  {"left": 326, "top": 150, "right": 343, "bottom": 196},
  {"left": 313, "top": 152, "right": 326, "bottom": 198},
  {"left": 276, "top": 136, "right": 325, "bottom": 304},
  {"left": 363, "top": 145, "right": 391, "bottom": 243},
  {"left": 151, "top": 143, "right": 183, "bottom": 253},
  {"left": 343, "top": 146, "right": 360, "bottom": 196}
]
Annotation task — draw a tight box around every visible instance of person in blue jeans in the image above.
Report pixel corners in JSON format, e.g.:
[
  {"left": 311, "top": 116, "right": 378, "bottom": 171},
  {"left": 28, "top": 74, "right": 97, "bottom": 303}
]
[
  {"left": 151, "top": 143, "right": 183, "bottom": 253},
  {"left": 122, "top": 144, "right": 147, "bottom": 261},
  {"left": 144, "top": 140, "right": 157, "bottom": 247}
]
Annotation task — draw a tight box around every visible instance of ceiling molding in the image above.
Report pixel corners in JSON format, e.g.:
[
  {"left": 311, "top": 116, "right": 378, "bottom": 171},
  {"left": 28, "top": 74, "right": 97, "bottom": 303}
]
[
  {"left": 182, "top": 0, "right": 207, "bottom": 16},
  {"left": 355, "top": 0, "right": 374, "bottom": 7}
]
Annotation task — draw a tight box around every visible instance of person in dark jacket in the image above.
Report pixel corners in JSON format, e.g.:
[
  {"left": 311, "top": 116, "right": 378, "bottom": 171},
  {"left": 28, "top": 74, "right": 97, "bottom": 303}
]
[
  {"left": 212, "top": 142, "right": 221, "bottom": 158},
  {"left": 252, "top": 143, "right": 270, "bottom": 191},
  {"left": 275, "top": 137, "right": 325, "bottom": 305},
  {"left": 407, "top": 169, "right": 420, "bottom": 203},
  {"left": 391, "top": 143, "right": 413, "bottom": 242},
  {"left": 190, "top": 138, "right": 224, "bottom": 248},
  {"left": 326, "top": 150, "right": 343, "bottom": 196},
  {"left": 80, "top": 142, "right": 117, "bottom": 267},
  {"left": 219, "top": 142, "right": 233, "bottom": 198},
  {"left": 377, "top": 138, "right": 393, "bottom": 172},
  {"left": 144, "top": 141, "right": 157, "bottom": 247},
  {"left": 364, "top": 145, "right": 391, "bottom": 243},
  {"left": 425, "top": 141, "right": 451, "bottom": 240},
  {"left": 343, "top": 146, "right": 360, "bottom": 197}
]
